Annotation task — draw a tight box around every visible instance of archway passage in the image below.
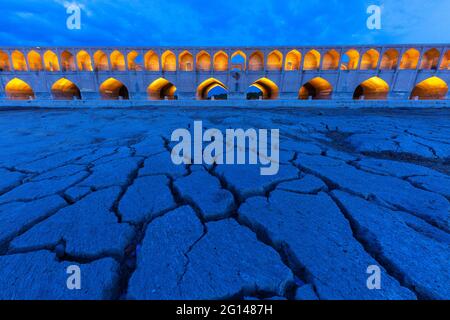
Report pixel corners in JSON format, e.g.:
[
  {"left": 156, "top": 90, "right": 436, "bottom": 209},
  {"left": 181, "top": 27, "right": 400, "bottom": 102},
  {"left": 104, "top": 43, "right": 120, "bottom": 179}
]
[
  {"left": 77, "top": 50, "right": 93, "bottom": 71},
  {"left": 440, "top": 50, "right": 450, "bottom": 70},
  {"left": 299, "top": 77, "right": 333, "bottom": 100},
  {"left": 214, "top": 51, "right": 228, "bottom": 71},
  {"left": 247, "top": 78, "right": 279, "bottom": 100},
  {"left": 249, "top": 51, "right": 264, "bottom": 71},
  {"left": 303, "top": 50, "right": 320, "bottom": 70},
  {"left": 44, "top": 50, "right": 60, "bottom": 72},
  {"left": 179, "top": 51, "right": 194, "bottom": 71},
  {"left": 94, "top": 50, "right": 109, "bottom": 71},
  {"left": 0, "top": 50, "right": 11, "bottom": 71},
  {"left": 145, "top": 51, "right": 159, "bottom": 71},
  {"left": 400, "top": 48, "right": 420, "bottom": 69},
  {"left": 267, "top": 50, "right": 282, "bottom": 71},
  {"left": 322, "top": 50, "right": 339, "bottom": 70},
  {"left": 196, "top": 51, "right": 211, "bottom": 71},
  {"left": 61, "top": 50, "right": 76, "bottom": 71},
  {"left": 51, "top": 78, "right": 81, "bottom": 100},
  {"left": 380, "top": 49, "right": 399, "bottom": 70},
  {"left": 353, "top": 77, "right": 389, "bottom": 100},
  {"left": 28, "top": 50, "right": 43, "bottom": 71},
  {"left": 147, "top": 78, "right": 177, "bottom": 100},
  {"left": 231, "top": 51, "right": 246, "bottom": 71},
  {"left": 127, "top": 51, "right": 142, "bottom": 71},
  {"left": 99, "top": 78, "right": 129, "bottom": 100},
  {"left": 5, "top": 78, "right": 35, "bottom": 100},
  {"left": 162, "top": 51, "right": 177, "bottom": 71},
  {"left": 410, "top": 77, "right": 448, "bottom": 100},
  {"left": 420, "top": 48, "right": 440, "bottom": 70},
  {"left": 197, "top": 78, "right": 228, "bottom": 100},
  {"left": 110, "top": 50, "right": 126, "bottom": 71},
  {"left": 340, "top": 49, "right": 359, "bottom": 70},
  {"left": 12, "top": 50, "right": 28, "bottom": 71},
  {"left": 285, "top": 50, "right": 301, "bottom": 71},
  {"left": 360, "top": 49, "right": 379, "bottom": 70}
]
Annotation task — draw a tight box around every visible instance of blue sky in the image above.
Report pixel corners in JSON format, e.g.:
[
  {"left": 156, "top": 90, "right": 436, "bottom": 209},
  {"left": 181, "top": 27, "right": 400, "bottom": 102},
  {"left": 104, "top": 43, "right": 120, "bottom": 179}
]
[{"left": 0, "top": 0, "right": 449, "bottom": 46}]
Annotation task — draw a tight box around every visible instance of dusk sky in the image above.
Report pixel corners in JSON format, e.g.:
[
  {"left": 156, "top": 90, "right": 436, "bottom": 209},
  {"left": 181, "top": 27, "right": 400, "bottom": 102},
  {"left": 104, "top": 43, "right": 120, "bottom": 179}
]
[{"left": 0, "top": 0, "right": 449, "bottom": 46}]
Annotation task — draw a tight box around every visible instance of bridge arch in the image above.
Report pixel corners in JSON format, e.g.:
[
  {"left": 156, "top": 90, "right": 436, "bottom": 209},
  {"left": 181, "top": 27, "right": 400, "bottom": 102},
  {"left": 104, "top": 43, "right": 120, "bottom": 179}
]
[
  {"left": 179, "top": 51, "right": 194, "bottom": 71},
  {"left": 196, "top": 51, "right": 211, "bottom": 71},
  {"left": 162, "top": 51, "right": 176, "bottom": 71},
  {"left": 247, "top": 77, "right": 278, "bottom": 100},
  {"left": 94, "top": 50, "right": 109, "bottom": 71},
  {"left": 5, "top": 78, "right": 35, "bottom": 100},
  {"left": 299, "top": 77, "right": 333, "bottom": 100},
  {"left": 249, "top": 51, "right": 264, "bottom": 71},
  {"left": 322, "top": 49, "right": 340, "bottom": 70},
  {"left": 144, "top": 51, "right": 159, "bottom": 71},
  {"left": 440, "top": 50, "right": 450, "bottom": 70},
  {"left": 51, "top": 78, "right": 82, "bottom": 100},
  {"left": 0, "top": 50, "right": 11, "bottom": 71},
  {"left": 77, "top": 50, "right": 93, "bottom": 71},
  {"left": 267, "top": 50, "right": 282, "bottom": 71},
  {"left": 213, "top": 51, "right": 228, "bottom": 71},
  {"left": 127, "top": 51, "right": 142, "bottom": 71},
  {"left": 196, "top": 78, "right": 228, "bottom": 100},
  {"left": 99, "top": 78, "right": 129, "bottom": 100},
  {"left": 340, "top": 49, "right": 359, "bottom": 70},
  {"left": 380, "top": 49, "right": 399, "bottom": 70},
  {"left": 110, "top": 50, "right": 126, "bottom": 71},
  {"left": 410, "top": 77, "right": 448, "bottom": 100},
  {"left": 285, "top": 50, "right": 301, "bottom": 71},
  {"left": 61, "top": 50, "right": 76, "bottom": 71},
  {"left": 303, "top": 50, "right": 320, "bottom": 70},
  {"left": 28, "top": 50, "right": 43, "bottom": 71},
  {"left": 147, "top": 78, "right": 177, "bottom": 100},
  {"left": 420, "top": 48, "right": 440, "bottom": 70},
  {"left": 231, "top": 51, "right": 246, "bottom": 71},
  {"left": 11, "top": 50, "right": 28, "bottom": 71},
  {"left": 353, "top": 76, "right": 389, "bottom": 100},
  {"left": 400, "top": 48, "right": 420, "bottom": 69},
  {"left": 360, "top": 49, "right": 379, "bottom": 70},
  {"left": 44, "top": 50, "right": 60, "bottom": 72}
]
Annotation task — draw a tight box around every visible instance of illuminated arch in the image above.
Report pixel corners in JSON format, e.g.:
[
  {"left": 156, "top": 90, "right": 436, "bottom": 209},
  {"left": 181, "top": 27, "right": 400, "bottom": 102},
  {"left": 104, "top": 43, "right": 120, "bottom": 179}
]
[
  {"left": 144, "top": 50, "right": 159, "bottom": 71},
  {"left": 360, "top": 49, "right": 379, "bottom": 70},
  {"left": 27, "top": 50, "right": 43, "bottom": 71},
  {"left": 179, "top": 50, "right": 194, "bottom": 71},
  {"left": 267, "top": 50, "right": 282, "bottom": 71},
  {"left": 99, "top": 78, "right": 129, "bottom": 100},
  {"left": 249, "top": 51, "right": 264, "bottom": 71},
  {"left": 400, "top": 48, "right": 420, "bottom": 70},
  {"left": 51, "top": 78, "right": 81, "bottom": 100},
  {"left": 127, "top": 51, "right": 141, "bottom": 71},
  {"left": 213, "top": 51, "right": 228, "bottom": 71},
  {"left": 340, "top": 49, "right": 359, "bottom": 70},
  {"left": 285, "top": 50, "right": 301, "bottom": 71},
  {"left": 380, "top": 49, "right": 399, "bottom": 70},
  {"left": 303, "top": 50, "right": 320, "bottom": 70},
  {"left": 0, "top": 50, "right": 11, "bottom": 71},
  {"left": 110, "top": 50, "right": 126, "bottom": 71},
  {"left": 196, "top": 51, "right": 211, "bottom": 71},
  {"left": 162, "top": 50, "right": 176, "bottom": 71},
  {"left": 94, "top": 50, "right": 109, "bottom": 71},
  {"left": 410, "top": 77, "right": 448, "bottom": 100},
  {"left": 231, "top": 51, "right": 246, "bottom": 71},
  {"left": 76, "top": 50, "right": 92, "bottom": 71},
  {"left": 44, "top": 50, "right": 60, "bottom": 72},
  {"left": 196, "top": 78, "right": 228, "bottom": 100},
  {"left": 247, "top": 77, "right": 279, "bottom": 100},
  {"left": 147, "top": 78, "right": 177, "bottom": 100},
  {"left": 440, "top": 50, "right": 450, "bottom": 70},
  {"left": 322, "top": 49, "right": 340, "bottom": 70},
  {"left": 61, "top": 50, "right": 76, "bottom": 71},
  {"left": 5, "top": 78, "right": 34, "bottom": 100},
  {"left": 420, "top": 48, "right": 440, "bottom": 70},
  {"left": 11, "top": 50, "right": 28, "bottom": 71},
  {"left": 353, "top": 77, "right": 389, "bottom": 100},
  {"left": 299, "top": 77, "right": 333, "bottom": 100}
]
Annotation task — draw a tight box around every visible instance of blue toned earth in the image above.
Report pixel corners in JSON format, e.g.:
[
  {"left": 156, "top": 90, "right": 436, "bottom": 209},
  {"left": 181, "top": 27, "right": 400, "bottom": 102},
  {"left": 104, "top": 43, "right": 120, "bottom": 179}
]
[{"left": 0, "top": 106, "right": 448, "bottom": 300}]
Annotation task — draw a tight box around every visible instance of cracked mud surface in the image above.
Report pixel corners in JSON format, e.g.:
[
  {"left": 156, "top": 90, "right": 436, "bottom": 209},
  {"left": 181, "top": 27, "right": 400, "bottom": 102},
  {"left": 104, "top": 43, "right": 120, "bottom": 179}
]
[{"left": 0, "top": 107, "right": 449, "bottom": 300}]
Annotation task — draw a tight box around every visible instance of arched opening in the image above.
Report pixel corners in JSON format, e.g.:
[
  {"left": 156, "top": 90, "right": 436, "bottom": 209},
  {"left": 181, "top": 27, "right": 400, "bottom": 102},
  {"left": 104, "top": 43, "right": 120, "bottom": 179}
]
[
  {"left": 77, "top": 50, "right": 93, "bottom": 71},
  {"left": 179, "top": 51, "right": 194, "bottom": 71},
  {"left": 410, "top": 77, "right": 448, "bottom": 100},
  {"left": 214, "top": 51, "right": 228, "bottom": 71},
  {"left": 303, "top": 50, "right": 320, "bottom": 70},
  {"left": 299, "top": 77, "right": 333, "bottom": 100},
  {"left": 285, "top": 50, "right": 301, "bottom": 71},
  {"left": 11, "top": 50, "right": 28, "bottom": 71},
  {"left": 340, "top": 49, "right": 359, "bottom": 70},
  {"left": 231, "top": 51, "right": 246, "bottom": 71},
  {"left": 0, "top": 50, "right": 11, "bottom": 71},
  {"left": 147, "top": 78, "right": 177, "bottom": 100},
  {"left": 440, "top": 50, "right": 450, "bottom": 70},
  {"left": 249, "top": 51, "right": 264, "bottom": 71},
  {"left": 196, "top": 78, "right": 228, "bottom": 100},
  {"left": 99, "top": 78, "right": 129, "bottom": 100},
  {"left": 5, "top": 78, "right": 35, "bottom": 100},
  {"left": 162, "top": 51, "right": 176, "bottom": 71},
  {"left": 127, "top": 51, "right": 143, "bottom": 71},
  {"left": 360, "top": 49, "right": 379, "bottom": 70},
  {"left": 196, "top": 51, "right": 211, "bottom": 71},
  {"left": 28, "top": 50, "right": 43, "bottom": 71},
  {"left": 353, "top": 77, "right": 389, "bottom": 100},
  {"left": 322, "top": 49, "right": 340, "bottom": 70},
  {"left": 400, "top": 48, "right": 420, "bottom": 70},
  {"left": 144, "top": 51, "right": 159, "bottom": 71},
  {"left": 44, "top": 50, "right": 60, "bottom": 72},
  {"left": 380, "top": 49, "right": 399, "bottom": 70},
  {"left": 110, "top": 50, "right": 126, "bottom": 71},
  {"left": 420, "top": 48, "right": 440, "bottom": 70},
  {"left": 51, "top": 78, "right": 82, "bottom": 100},
  {"left": 247, "top": 77, "right": 279, "bottom": 100},
  {"left": 94, "top": 50, "right": 109, "bottom": 71},
  {"left": 61, "top": 50, "right": 76, "bottom": 71},
  {"left": 267, "top": 50, "right": 282, "bottom": 71}
]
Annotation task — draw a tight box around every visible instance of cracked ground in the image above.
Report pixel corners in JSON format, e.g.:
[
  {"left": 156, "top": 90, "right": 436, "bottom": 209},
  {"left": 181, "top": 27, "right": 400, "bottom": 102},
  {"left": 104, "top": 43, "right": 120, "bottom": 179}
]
[{"left": 0, "top": 107, "right": 449, "bottom": 300}]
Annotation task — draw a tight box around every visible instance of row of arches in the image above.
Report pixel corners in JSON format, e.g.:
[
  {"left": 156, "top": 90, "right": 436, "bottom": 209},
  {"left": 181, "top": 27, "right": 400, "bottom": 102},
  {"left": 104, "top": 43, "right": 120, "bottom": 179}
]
[
  {"left": 3, "top": 76, "right": 448, "bottom": 101},
  {"left": 1, "top": 48, "right": 449, "bottom": 73}
]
